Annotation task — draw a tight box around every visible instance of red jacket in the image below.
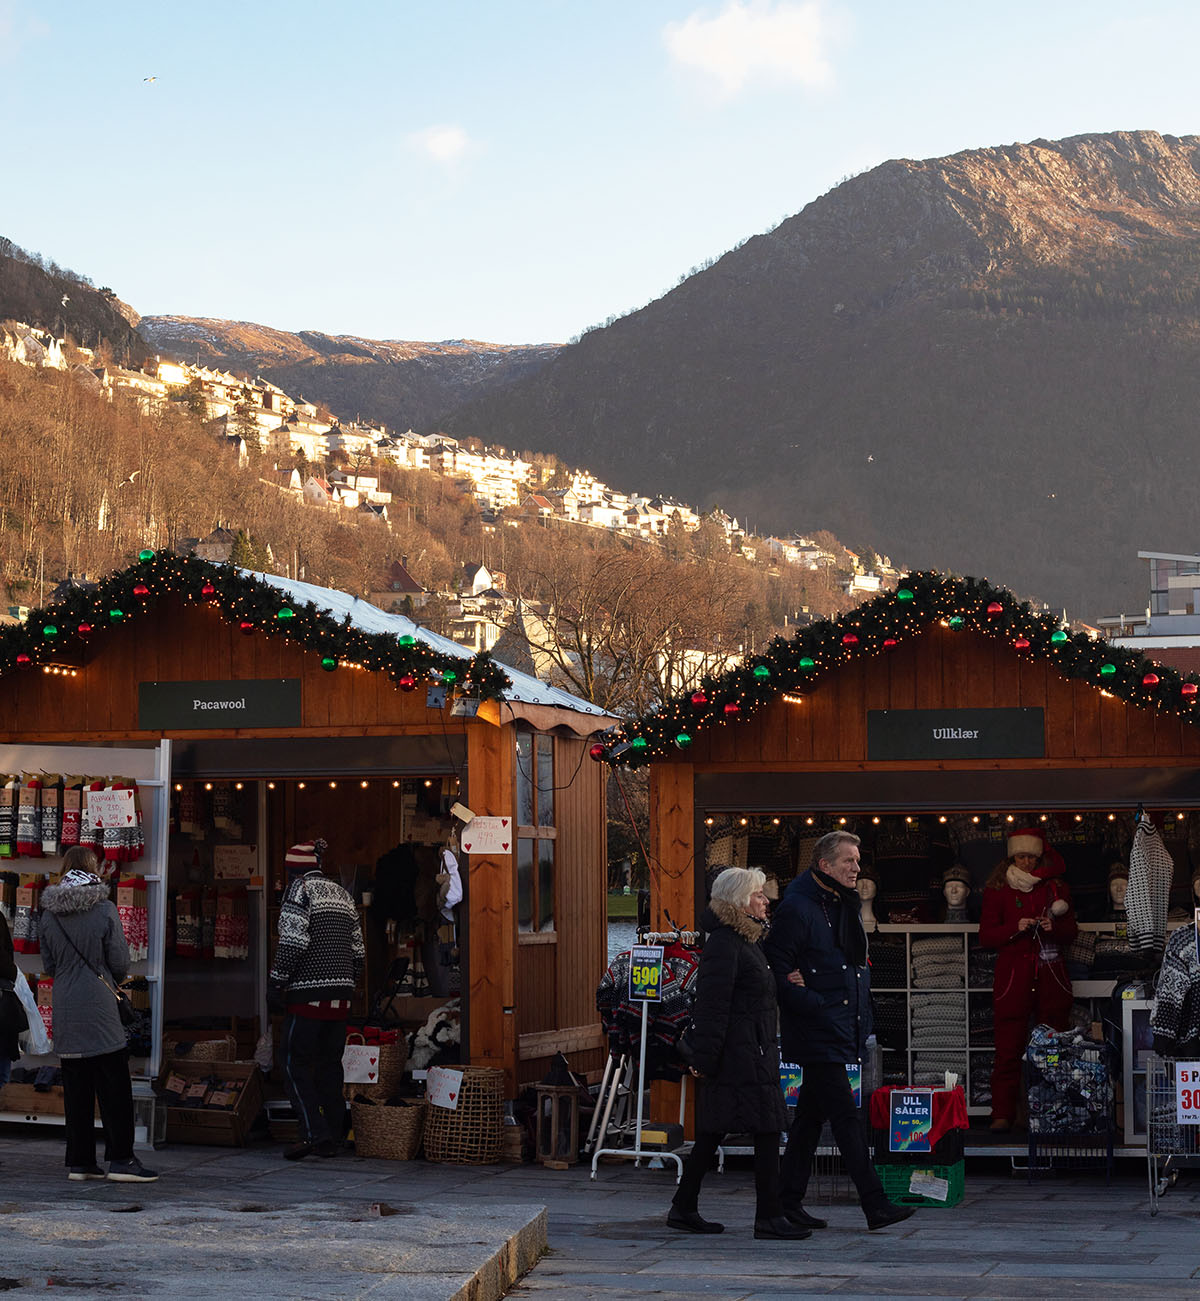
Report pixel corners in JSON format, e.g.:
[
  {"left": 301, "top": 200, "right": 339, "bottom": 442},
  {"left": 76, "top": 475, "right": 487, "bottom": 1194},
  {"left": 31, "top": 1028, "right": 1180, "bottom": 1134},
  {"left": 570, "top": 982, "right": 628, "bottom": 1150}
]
[{"left": 979, "top": 868, "right": 1077, "bottom": 1006}]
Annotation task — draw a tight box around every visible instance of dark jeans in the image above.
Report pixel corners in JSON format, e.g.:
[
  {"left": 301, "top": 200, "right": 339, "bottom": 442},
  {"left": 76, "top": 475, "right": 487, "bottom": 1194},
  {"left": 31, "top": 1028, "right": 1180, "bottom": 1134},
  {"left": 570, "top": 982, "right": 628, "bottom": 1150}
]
[
  {"left": 60, "top": 1049, "right": 135, "bottom": 1168},
  {"left": 673, "top": 1129, "right": 784, "bottom": 1221},
  {"left": 780, "top": 1061, "right": 885, "bottom": 1212},
  {"left": 282, "top": 1015, "right": 347, "bottom": 1144}
]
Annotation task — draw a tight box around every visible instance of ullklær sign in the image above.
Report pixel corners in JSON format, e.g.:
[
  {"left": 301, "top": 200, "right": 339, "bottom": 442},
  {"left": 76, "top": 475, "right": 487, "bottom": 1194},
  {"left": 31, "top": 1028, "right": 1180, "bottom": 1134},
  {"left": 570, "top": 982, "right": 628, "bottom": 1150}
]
[
  {"left": 138, "top": 679, "right": 301, "bottom": 730},
  {"left": 867, "top": 708, "right": 1045, "bottom": 761}
]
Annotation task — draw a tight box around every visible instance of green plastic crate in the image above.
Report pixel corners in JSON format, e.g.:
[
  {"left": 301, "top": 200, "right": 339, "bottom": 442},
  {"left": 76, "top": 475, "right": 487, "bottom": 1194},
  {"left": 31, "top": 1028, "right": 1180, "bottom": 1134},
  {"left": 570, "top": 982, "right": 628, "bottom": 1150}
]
[{"left": 874, "top": 1159, "right": 964, "bottom": 1208}]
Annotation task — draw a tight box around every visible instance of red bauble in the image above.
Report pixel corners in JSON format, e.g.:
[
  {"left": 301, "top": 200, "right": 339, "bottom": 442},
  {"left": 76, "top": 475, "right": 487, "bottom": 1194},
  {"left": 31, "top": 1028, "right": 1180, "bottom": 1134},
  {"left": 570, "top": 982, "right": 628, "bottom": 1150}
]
[
  {"left": 398, "top": 674, "right": 417, "bottom": 692},
  {"left": 986, "top": 601, "right": 1004, "bottom": 617},
  {"left": 1143, "top": 672, "right": 1160, "bottom": 687},
  {"left": 15, "top": 653, "right": 32, "bottom": 670},
  {"left": 1014, "top": 637, "right": 1030, "bottom": 650},
  {"left": 723, "top": 702, "right": 740, "bottom": 717},
  {"left": 132, "top": 582, "right": 150, "bottom": 597},
  {"left": 76, "top": 622, "right": 93, "bottom": 638},
  {"left": 201, "top": 581, "right": 217, "bottom": 599},
  {"left": 1183, "top": 683, "right": 1198, "bottom": 698},
  {"left": 239, "top": 620, "right": 255, "bottom": 637},
  {"left": 883, "top": 638, "right": 898, "bottom": 649},
  {"left": 589, "top": 743, "right": 606, "bottom": 761},
  {"left": 690, "top": 690, "right": 707, "bottom": 706},
  {"left": 842, "top": 633, "right": 859, "bottom": 646}
]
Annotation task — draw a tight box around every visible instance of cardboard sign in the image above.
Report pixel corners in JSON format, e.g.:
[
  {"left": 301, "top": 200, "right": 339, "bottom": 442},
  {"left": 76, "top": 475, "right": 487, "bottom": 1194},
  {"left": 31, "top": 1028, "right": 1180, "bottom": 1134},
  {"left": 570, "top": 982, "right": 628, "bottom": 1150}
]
[
  {"left": 342, "top": 1043, "right": 381, "bottom": 1084},
  {"left": 1176, "top": 1062, "right": 1200, "bottom": 1124},
  {"left": 628, "top": 944, "right": 665, "bottom": 1002},
  {"left": 88, "top": 787, "right": 135, "bottom": 828},
  {"left": 427, "top": 1065, "right": 464, "bottom": 1110},
  {"left": 459, "top": 816, "right": 512, "bottom": 856},
  {"left": 213, "top": 844, "right": 256, "bottom": 880},
  {"left": 780, "top": 1061, "right": 862, "bottom": 1107},
  {"left": 889, "top": 1088, "right": 934, "bottom": 1152}
]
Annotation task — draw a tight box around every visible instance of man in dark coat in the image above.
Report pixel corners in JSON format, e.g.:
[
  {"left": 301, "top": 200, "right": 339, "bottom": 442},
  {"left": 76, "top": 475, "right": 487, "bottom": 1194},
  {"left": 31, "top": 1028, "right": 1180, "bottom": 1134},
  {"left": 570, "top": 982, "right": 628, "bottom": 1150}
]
[{"left": 764, "top": 830, "right": 913, "bottom": 1231}]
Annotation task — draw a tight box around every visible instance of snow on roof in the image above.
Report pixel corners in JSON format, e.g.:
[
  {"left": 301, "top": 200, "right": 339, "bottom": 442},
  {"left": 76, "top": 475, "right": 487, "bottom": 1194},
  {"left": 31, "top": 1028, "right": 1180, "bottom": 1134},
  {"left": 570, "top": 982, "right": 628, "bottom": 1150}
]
[{"left": 248, "top": 570, "right": 611, "bottom": 718}]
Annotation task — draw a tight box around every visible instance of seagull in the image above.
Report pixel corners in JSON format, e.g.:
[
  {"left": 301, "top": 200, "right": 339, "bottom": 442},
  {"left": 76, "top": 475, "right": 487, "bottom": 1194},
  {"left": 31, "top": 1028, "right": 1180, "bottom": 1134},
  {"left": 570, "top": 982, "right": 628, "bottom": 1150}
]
[
  {"left": 117, "top": 471, "right": 141, "bottom": 487},
  {"left": 144, "top": 76, "right": 156, "bottom": 82},
  {"left": 867, "top": 454, "right": 874, "bottom": 462},
  {"left": 60, "top": 294, "right": 69, "bottom": 306}
]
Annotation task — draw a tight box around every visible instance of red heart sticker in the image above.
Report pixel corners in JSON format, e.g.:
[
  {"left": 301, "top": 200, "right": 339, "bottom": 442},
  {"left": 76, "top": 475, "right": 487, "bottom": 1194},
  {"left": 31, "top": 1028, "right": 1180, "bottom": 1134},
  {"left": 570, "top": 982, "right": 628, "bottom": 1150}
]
[
  {"left": 448, "top": 1092, "right": 456, "bottom": 1102},
  {"left": 501, "top": 819, "right": 509, "bottom": 828},
  {"left": 368, "top": 1072, "right": 376, "bottom": 1081},
  {"left": 369, "top": 1056, "right": 377, "bottom": 1066},
  {"left": 501, "top": 842, "right": 509, "bottom": 851}
]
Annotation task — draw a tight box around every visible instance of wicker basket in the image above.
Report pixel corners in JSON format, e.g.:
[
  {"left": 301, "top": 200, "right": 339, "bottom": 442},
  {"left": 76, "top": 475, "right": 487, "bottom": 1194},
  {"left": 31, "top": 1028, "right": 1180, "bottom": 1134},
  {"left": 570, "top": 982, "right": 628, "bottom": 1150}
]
[
  {"left": 342, "top": 1036, "right": 406, "bottom": 1102},
  {"left": 164, "top": 1034, "right": 236, "bottom": 1063},
  {"left": 423, "top": 1067, "right": 504, "bottom": 1165},
  {"left": 352, "top": 1098, "right": 425, "bottom": 1160}
]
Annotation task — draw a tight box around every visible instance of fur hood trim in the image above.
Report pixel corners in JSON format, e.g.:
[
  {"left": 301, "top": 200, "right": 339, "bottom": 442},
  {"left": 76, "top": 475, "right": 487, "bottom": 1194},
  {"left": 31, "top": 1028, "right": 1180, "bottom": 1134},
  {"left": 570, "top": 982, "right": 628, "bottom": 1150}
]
[
  {"left": 706, "top": 897, "right": 769, "bottom": 943},
  {"left": 41, "top": 879, "right": 110, "bottom": 916}
]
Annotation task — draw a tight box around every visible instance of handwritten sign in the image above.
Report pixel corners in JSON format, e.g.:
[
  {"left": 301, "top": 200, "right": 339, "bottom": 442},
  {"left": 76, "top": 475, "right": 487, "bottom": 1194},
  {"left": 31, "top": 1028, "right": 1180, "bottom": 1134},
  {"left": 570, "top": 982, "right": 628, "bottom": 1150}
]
[
  {"left": 1176, "top": 1062, "right": 1200, "bottom": 1124},
  {"left": 88, "top": 787, "right": 135, "bottom": 828},
  {"left": 427, "top": 1065, "right": 464, "bottom": 1111},
  {"left": 889, "top": 1088, "right": 934, "bottom": 1153},
  {"left": 213, "top": 844, "right": 256, "bottom": 880},
  {"left": 459, "top": 816, "right": 511, "bottom": 856},
  {"left": 628, "top": 944, "right": 664, "bottom": 1002}
]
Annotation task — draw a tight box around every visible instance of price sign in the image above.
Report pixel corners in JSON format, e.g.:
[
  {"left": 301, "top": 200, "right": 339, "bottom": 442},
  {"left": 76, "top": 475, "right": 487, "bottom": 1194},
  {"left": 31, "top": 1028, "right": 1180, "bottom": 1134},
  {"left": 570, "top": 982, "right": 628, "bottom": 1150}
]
[
  {"left": 1176, "top": 1062, "right": 1200, "bottom": 1124},
  {"left": 889, "top": 1088, "right": 934, "bottom": 1153},
  {"left": 89, "top": 787, "right": 135, "bottom": 828},
  {"left": 780, "top": 1062, "right": 804, "bottom": 1105},
  {"left": 628, "top": 944, "right": 665, "bottom": 1002}
]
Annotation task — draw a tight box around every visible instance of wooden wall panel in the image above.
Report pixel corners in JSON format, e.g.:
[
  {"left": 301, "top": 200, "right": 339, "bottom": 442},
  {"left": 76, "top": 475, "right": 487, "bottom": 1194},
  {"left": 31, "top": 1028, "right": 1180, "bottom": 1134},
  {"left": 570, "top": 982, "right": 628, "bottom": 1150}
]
[
  {"left": 1045, "top": 671, "right": 1076, "bottom": 757},
  {"left": 651, "top": 763, "right": 695, "bottom": 930},
  {"left": 515, "top": 942, "right": 556, "bottom": 1036},
  {"left": 1072, "top": 679, "right": 1102, "bottom": 758}
]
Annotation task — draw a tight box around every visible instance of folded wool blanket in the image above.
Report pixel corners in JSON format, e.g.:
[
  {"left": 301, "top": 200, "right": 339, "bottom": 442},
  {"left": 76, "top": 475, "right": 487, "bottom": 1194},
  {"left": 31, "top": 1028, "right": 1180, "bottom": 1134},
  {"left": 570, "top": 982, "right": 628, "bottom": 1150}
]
[
  {"left": 912, "top": 973, "right": 965, "bottom": 989},
  {"left": 911, "top": 936, "right": 965, "bottom": 958}
]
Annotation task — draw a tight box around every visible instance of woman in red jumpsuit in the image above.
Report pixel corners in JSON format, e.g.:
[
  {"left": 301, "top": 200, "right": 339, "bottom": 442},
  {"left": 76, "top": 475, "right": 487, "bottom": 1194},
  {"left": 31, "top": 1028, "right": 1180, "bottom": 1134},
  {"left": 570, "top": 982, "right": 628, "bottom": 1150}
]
[{"left": 978, "top": 827, "right": 1077, "bottom": 1132}]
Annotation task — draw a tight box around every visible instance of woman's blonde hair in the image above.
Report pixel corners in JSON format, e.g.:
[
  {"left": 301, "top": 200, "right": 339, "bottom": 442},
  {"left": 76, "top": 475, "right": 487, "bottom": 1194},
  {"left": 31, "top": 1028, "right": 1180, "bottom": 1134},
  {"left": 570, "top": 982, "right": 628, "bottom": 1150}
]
[{"left": 710, "top": 866, "right": 766, "bottom": 911}]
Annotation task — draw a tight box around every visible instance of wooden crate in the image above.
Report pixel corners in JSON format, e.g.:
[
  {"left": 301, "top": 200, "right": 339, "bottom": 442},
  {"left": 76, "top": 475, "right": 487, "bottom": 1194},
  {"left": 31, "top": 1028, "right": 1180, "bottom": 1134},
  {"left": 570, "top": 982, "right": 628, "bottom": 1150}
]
[
  {"left": 159, "top": 1060, "right": 265, "bottom": 1147},
  {"left": 0, "top": 1083, "right": 69, "bottom": 1117}
]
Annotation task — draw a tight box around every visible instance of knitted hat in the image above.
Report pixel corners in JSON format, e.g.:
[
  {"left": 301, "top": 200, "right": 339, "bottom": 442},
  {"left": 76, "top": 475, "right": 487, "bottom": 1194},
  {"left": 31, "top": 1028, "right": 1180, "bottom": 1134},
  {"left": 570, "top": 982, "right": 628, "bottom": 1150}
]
[
  {"left": 1107, "top": 859, "right": 1129, "bottom": 883},
  {"left": 285, "top": 838, "right": 327, "bottom": 871},
  {"left": 1007, "top": 827, "right": 1044, "bottom": 858},
  {"left": 943, "top": 863, "right": 971, "bottom": 887}
]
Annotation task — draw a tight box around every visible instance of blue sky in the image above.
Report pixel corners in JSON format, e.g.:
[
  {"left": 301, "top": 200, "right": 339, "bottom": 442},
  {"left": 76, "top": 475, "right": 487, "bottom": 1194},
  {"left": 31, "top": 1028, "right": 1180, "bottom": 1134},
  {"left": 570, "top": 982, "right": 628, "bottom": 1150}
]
[{"left": 2, "top": 1, "right": 1199, "bottom": 343}]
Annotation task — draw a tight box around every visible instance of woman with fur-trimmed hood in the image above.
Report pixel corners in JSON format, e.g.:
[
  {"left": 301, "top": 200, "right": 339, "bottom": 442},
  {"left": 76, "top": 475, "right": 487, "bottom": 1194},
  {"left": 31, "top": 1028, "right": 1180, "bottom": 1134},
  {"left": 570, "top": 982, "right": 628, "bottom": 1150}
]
[
  {"left": 667, "top": 867, "right": 806, "bottom": 1241},
  {"left": 40, "top": 846, "right": 157, "bottom": 1182}
]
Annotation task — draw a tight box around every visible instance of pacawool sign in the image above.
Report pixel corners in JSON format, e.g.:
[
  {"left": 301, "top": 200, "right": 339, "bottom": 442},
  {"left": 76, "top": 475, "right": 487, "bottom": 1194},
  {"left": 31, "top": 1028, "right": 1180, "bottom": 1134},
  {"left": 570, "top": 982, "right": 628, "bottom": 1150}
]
[{"left": 138, "top": 679, "right": 301, "bottom": 730}]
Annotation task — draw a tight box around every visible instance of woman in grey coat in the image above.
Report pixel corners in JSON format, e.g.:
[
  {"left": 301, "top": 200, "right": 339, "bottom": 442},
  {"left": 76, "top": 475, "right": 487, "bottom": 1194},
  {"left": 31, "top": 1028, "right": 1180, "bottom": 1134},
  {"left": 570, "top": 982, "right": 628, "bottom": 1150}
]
[{"left": 40, "top": 847, "right": 157, "bottom": 1182}]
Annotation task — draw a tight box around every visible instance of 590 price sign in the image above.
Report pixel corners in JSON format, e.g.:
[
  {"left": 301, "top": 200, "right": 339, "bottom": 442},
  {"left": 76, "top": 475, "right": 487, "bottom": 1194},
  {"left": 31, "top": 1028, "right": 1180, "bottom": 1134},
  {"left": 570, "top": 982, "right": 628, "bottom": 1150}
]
[
  {"left": 1176, "top": 1062, "right": 1200, "bottom": 1123},
  {"left": 628, "top": 944, "right": 665, "bottom": 1003}
]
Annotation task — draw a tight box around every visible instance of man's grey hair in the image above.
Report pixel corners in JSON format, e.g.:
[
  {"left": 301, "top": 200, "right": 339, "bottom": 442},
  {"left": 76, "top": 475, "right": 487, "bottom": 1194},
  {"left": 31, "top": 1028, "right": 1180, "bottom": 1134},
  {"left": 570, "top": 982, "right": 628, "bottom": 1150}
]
[
  {"left": 710, "top": 866, "right": 766, "bottom": 911},
  {"left": 811, "top": 830, "right": 861, "bottom": 872}
]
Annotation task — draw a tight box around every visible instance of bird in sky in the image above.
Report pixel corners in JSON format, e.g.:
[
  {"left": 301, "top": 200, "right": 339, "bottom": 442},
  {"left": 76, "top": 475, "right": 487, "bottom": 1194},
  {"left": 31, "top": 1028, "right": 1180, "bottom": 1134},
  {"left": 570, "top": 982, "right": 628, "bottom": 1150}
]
[
  {"left": 117, "top": 471, "right": 141, "bottom": 487},
  {"left": 60, "top": 294, "right": 69, "bottom": 306},
  {"left": 143, "top": 76, "right": 156, "bottom": 83}
]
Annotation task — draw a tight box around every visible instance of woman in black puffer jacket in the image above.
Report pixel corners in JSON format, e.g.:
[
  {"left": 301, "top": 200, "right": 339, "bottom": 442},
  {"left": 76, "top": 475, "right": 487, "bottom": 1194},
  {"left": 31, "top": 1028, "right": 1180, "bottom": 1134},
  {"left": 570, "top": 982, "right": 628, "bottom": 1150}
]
[{"left": 668, "top": 867, "right": 807, "bottom": 1240}]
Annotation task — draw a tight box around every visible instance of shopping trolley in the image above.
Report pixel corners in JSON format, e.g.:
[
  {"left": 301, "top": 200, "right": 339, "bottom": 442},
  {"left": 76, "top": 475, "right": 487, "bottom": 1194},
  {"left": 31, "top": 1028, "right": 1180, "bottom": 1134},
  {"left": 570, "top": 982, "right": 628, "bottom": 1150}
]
[{"left": 1145, "top": 1054, "right": 1200, "bottom": 1215}]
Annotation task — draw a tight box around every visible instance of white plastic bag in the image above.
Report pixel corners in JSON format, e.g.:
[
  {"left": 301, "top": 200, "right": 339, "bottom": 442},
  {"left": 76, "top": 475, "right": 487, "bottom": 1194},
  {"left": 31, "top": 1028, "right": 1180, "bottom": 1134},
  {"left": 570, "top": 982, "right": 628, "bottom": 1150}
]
[{"left": 15, "top": 974, "right": 51, "bottom": 1056}]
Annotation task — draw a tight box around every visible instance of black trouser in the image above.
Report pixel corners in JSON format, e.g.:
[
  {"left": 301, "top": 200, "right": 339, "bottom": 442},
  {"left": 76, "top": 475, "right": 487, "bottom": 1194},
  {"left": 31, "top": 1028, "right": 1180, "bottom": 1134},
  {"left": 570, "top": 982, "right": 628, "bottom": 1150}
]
[
  {"left": 780, "top": 1061, "right": 885, "bottom": 1212},
  {"left": 282, "top": 1014, "right": 347, "bottom": 1144},
  {"left": 673, "top": 1130, "right": 784, "bottom": 1221},
  {"left": 60, "top": 1048, "right": 135, "bottom": 1168}
]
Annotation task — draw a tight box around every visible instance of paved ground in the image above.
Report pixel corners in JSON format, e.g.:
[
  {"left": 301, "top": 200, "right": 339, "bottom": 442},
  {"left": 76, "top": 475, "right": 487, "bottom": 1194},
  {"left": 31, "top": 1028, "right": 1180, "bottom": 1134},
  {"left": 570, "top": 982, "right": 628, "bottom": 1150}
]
[{"left": 0, "top": 1129, "right": 1197, "bottom": 1299}]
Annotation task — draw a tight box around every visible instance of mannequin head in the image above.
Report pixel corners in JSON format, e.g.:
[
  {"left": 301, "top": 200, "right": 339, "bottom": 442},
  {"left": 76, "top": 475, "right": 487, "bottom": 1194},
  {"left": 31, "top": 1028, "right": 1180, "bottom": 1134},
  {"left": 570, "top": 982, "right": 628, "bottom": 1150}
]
[
  {"left": 857, "top": 876, "right": 877, "bottom": 903},
  {"left": 944, "top": 879, "right": 970, "bottom": 908},
  {"left": 1107, "top": 861, "right": 1128, "bottom": 911}
]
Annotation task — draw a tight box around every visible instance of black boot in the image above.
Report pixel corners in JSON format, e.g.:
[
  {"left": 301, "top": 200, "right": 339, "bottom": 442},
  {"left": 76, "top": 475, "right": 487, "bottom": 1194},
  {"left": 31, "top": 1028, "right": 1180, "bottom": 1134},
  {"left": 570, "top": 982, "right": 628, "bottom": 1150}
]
[
  {"left": 865, "top": 1200, "right": 915, "bottom": 1230},
  {"left": 782, "top": 1203, "right": 828, "bottom": 1229},
  {"left": 667, "top": 1206, "right": 724, "bottom": 1234},
  {"left": 754, "top": 1215, "right": 812, "bottom": 1240}
]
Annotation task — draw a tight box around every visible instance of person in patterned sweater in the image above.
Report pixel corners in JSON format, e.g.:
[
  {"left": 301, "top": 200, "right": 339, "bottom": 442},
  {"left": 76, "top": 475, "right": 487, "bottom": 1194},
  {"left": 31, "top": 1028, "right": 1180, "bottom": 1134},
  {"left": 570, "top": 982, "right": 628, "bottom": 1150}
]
[{"left": 269, "top": 840, "right": 364, "bottom": 1159}]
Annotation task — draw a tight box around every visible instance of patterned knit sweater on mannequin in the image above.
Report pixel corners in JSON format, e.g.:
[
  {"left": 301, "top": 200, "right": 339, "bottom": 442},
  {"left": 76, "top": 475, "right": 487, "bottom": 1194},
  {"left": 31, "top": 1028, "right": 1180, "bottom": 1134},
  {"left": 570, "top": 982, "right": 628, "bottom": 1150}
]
[{"left": 1151, "top": 923, "right": 1200, "bottom": 1057}]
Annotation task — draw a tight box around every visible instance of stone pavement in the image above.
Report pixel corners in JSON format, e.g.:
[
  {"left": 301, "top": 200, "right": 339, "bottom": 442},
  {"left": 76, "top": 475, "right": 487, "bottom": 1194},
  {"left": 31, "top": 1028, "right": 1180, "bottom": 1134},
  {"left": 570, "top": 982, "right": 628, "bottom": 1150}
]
[{"left": 1, "top": 1129, "right": 1199, "bottom": 1299}]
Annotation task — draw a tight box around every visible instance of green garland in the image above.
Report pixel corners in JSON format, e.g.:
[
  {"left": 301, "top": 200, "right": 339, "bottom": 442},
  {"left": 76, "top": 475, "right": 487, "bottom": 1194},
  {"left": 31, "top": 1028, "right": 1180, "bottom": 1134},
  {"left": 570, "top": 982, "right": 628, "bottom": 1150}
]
[
  {"left": 0, "top": 550, "right": 511, "bottom": 700},
  {"left": 593, "top": 570, "right": 1200, "bottom": 766}
]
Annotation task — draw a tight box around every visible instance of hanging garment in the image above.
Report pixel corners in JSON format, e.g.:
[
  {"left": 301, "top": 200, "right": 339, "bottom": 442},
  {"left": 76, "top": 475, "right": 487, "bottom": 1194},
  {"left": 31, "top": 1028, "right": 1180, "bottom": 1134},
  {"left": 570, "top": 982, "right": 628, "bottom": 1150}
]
[{"left": 1128, "top": 815, "right": 1173, "bottom": 956}]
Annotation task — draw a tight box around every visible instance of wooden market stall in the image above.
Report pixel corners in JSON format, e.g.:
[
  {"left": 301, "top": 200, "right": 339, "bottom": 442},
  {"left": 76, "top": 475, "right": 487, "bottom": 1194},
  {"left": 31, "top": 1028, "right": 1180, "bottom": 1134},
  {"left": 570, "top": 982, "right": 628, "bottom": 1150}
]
[
  {"left": 595, "top": 571, "right": 1200, "bottom": 1145},
  {"left": 0, "top": 552, "right": 612, "bottom": 1104}
]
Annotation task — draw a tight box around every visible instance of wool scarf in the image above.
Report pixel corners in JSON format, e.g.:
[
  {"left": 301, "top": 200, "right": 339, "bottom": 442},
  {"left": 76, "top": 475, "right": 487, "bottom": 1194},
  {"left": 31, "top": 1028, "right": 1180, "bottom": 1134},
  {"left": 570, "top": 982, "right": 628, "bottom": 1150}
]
[
  {"left": 1006, "top": 863, "right": 1040, "bottom": 893},
  {"left": 813, "top": 869, "right": 867, "bottom": 966}
]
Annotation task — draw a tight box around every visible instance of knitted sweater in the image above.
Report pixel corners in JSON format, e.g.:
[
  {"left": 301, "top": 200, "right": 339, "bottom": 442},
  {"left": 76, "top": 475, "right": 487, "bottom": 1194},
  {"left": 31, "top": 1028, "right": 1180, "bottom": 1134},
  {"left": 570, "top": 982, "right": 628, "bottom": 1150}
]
[
  {"left": 1151, "top": 923, "right": 1200, "bottom": 1054},
  {"left": 269, "top": 870, "right": 364, "bottom": 1001}
]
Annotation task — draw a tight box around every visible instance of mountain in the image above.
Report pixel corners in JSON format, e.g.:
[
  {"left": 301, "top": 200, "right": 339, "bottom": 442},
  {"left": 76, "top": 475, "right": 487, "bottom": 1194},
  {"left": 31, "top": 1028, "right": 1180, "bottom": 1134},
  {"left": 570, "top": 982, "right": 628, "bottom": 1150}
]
[
  {"left": 440, "top": 130, "right": 1200, "bottom": 619},
  {"left": 0, "top": 238, "right": 147, "bottom": 363},
  {"left": 137, "top": 316, "right": 560, "bottom": 431}
]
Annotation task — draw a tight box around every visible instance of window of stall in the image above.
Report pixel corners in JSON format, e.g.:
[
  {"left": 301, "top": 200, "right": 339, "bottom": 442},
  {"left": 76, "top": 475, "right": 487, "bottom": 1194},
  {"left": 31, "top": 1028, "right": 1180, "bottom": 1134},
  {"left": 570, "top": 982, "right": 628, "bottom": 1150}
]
[{"left": 516, "top": 732, "right": 556, "bottom": 935}]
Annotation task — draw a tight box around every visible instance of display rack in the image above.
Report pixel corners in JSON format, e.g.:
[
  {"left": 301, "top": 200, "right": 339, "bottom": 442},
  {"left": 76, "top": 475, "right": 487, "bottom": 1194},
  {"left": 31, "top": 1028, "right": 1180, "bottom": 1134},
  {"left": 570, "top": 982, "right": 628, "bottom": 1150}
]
[
  {"left": 872, "top": 922, "right": 1124, "bottom": 1116},
  {"left": 0, "top": 741, "right": 171, "bottom": 1129}
]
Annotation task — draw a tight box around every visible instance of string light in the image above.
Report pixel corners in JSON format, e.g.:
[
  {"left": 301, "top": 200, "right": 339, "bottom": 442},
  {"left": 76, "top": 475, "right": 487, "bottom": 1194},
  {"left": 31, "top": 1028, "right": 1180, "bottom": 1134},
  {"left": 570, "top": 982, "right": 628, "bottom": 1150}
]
[
  {"left": 267, "top": 782, "right": 276, "bottom": 790},
  {"left": 329, "top": 781, "right": 337, "bottom": 789},
  {"left": 361, "top": 780, "right": 369, "bottom": 788},
  {"left": 297, "top": 781, "right": 306, "bottom": 790}
]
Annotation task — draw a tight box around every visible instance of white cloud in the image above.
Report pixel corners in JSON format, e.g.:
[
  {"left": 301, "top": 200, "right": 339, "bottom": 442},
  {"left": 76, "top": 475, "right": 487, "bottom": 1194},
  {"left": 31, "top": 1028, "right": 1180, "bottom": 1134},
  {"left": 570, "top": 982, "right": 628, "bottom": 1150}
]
[
  {"left": 664, "top": 1, "right": 837, "bottom": 100},
  {"left": 409, "top": 124, "right": 472, "bottom": 166}
]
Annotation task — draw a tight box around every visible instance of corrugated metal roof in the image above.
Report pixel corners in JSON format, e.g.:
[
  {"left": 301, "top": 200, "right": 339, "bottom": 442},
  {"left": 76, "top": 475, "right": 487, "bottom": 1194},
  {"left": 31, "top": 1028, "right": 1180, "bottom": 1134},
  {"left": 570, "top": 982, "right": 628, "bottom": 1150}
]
[{"left": 248, "top": 570, "right": 612, "bottom": 718}]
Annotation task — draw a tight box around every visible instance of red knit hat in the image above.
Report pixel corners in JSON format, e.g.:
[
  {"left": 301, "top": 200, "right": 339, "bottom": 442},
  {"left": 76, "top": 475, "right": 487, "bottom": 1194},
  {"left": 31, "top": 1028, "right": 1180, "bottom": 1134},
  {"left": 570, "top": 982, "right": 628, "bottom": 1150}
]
[
  {"left": 1007, "top": 827, "right": 1044, "bottom": 858},
  {"left": 285, "top": 838, "right": 327, "bottom": 871}
]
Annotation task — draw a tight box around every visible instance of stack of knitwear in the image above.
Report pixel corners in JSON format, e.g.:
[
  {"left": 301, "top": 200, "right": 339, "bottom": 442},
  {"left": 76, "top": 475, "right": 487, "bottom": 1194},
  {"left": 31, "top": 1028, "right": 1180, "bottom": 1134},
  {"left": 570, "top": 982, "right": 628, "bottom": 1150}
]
[
  {"left": 911, "top": 935, "right": 965, "bottom": 988},
  {"left": 967, "top": 945, "right": 997, "bottom": 990},
  {"left": 871, "top": 993, "right": 908, "bottom": 1051},
  {"left": 911, "top": 991, "right": 967, "bottom": 1080},
  {"left": 912, "top": 1052, "right": 967, "bottom": 1087},
  {"left": 1025, "top": 1024, "right": 1112, "bottom": 1136},
  {"left": 867, "top": 936, "right": 907, "bottom": 989},
  {"left": 970, "top": 1053, "right": 994, "bottom": 1107},
  {"left": 969, "top": 997, "right": 993, "bottom": 1046}
]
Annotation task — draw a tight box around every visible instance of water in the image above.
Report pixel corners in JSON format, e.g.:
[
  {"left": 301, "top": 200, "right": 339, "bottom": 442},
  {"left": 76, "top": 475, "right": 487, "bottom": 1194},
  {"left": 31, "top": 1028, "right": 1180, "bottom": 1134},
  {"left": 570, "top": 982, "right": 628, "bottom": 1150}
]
[{"left": 607, "top": 918, "right": 637, "bottom": 964}]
